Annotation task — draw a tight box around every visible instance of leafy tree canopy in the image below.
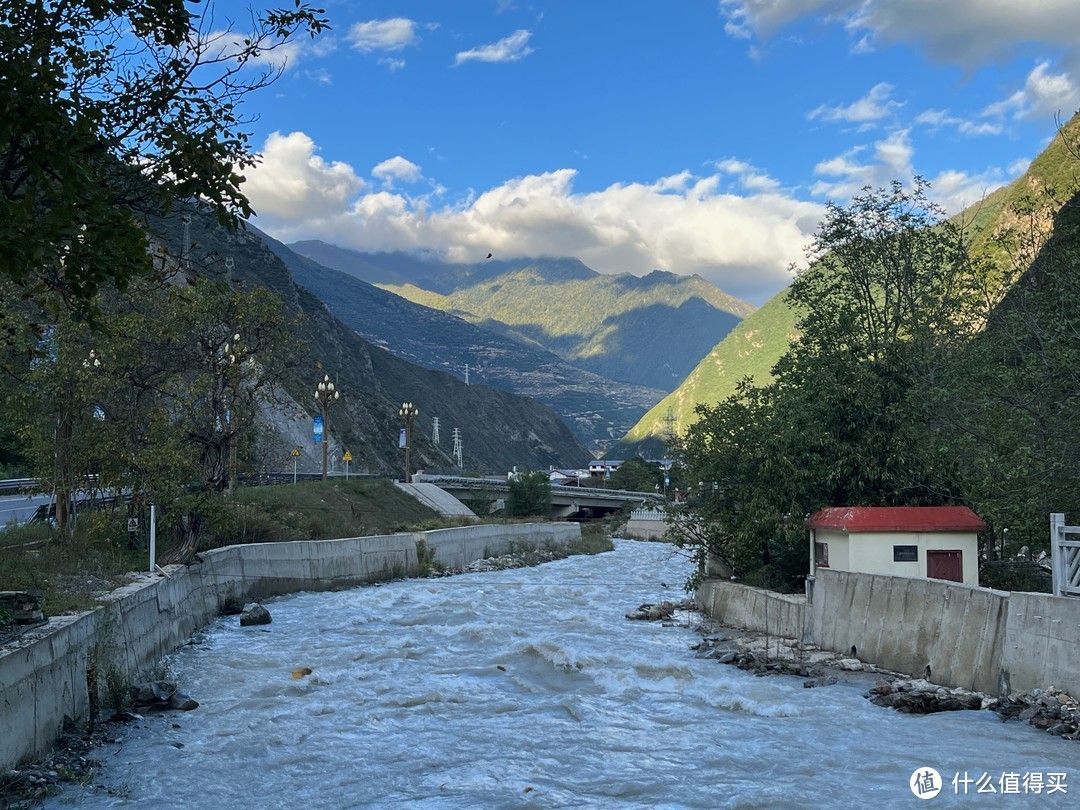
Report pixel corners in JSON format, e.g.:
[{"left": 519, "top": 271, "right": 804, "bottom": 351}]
[
  {"left": 607, "top": 457, "right": 663, "bottom": 493},
  {"left": 0, "top": 0, "right": 328, "bottom": 321},
  {"left": 672, "top": 179, "right": 989, "bottom": 590},
  {"left": 507, "top": 470, "right": 552, "bottom": 518}
]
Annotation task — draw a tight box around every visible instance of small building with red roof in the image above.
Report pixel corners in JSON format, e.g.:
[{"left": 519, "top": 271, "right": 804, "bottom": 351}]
[{"left": 806, "top": 506, "right": 986, "bottom": 586}]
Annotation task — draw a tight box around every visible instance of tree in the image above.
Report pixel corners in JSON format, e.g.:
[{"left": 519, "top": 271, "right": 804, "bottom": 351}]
[
  {"left": 672, "top": 180, "right": 987, "bottom": 589},
  {"left": 607, "top": 457, "right": 663, "bottom": 492},
  {"left": 507, "top": 471, "right": 552, "bottom": 518},
  {"left": 939, "top": 183, "right": 1080, "bottom": 564},
  {"left": 0, "top": 0, "right": 328, "bottom": 321},
  {"left": 0, "top": 270, "right": 303, "bottom": 539}
]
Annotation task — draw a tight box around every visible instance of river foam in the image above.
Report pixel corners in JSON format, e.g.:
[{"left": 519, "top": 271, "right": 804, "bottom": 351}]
[{"left": 46, "top": 539, "right": 1075, "bottom": 809}]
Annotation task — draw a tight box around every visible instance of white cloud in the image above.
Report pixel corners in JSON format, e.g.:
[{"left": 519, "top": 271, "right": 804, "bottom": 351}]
[
  {"left": 808, "top": 83, "right": 902, "bottom": 126},
  {"left": 455, "top": 30, "right": 534, "bottom": 65},
  {"left": 809, "top": 128, "right": 1015, "bottom": 216},
  {"left": 982, "top": 61, "right": 1080, "bottom": 122},
  {"left": 244, "top": 132, "right": 365, "bottom": 221},
  {"left": 244, "top": 134, "right": 823, "bottom": 304},
  {"left": 812, "top": 130, "right": 915, "bottom": 200},
  {"left": 721, "top": 1, "right": 1080, "bottom": 66},
  {"left": 348, "top": 18, "right": 420, "bottom": 52},
  {"left": 720, "top": 2, "right": 1080, "bottom": 122},
  {"left": 715, "top": 158, "right": 781, "bottom": 191},
  {"left": 915, "top": 109, "right": 1002, "bottom": 137},
  {"left": 372, "top": 156, "right": 424, "bottom": 186},
  {"left": 378, "top": 57, "right": 406, "bottom": 72},
  {"left": 207, "top": 26, "right": 333, "bottom": 73}
]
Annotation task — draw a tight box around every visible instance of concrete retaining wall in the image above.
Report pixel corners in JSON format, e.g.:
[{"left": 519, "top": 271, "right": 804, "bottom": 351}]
[
  {"left": 1000, "top": 590, "right": 1080, "bottom": 697},
  {"left": 698, "top": 569, "right": 1080, "bottom": 699},
  {"left": 811, "top": 569, "right": 1008, "bottom": 695},
  {"left": 696, "top": 580, "right": 806, "bottom": 641},
  {"left": 0, "top": 522, "right": 579, "bottom": 770},
  {"left": 621, "top": 519, "right": 667, "bottom": 541}
]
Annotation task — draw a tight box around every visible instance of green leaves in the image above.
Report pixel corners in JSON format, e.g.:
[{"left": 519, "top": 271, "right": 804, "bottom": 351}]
[
  {"left": 672, "top": 179, "right": 984, "bottom": 588},
  {"left": 0, "top": 0, "right": 329, "bottom": 320}
]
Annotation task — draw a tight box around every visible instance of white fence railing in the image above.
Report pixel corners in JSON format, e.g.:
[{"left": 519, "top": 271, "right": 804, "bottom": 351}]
[
  {"left": 1049, "top": 513, "right": 1080, "bottom": 597},
  {"left": 629, "top": 508, "right": 666, "bottom": 522}
]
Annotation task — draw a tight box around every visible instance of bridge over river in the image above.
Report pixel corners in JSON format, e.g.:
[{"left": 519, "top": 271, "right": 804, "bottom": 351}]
[{"left": 415, "top": 473, "right": 663, "bottom": 519}]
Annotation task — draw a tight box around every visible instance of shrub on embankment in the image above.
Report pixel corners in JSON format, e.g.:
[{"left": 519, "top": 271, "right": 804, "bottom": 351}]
[{"left": 0, "top": 479, "right": 449, "bottom": 618}]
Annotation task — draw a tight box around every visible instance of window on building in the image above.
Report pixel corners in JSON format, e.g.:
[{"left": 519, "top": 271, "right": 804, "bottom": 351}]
[
  {"left": 893, "top": 545, "right": 918, "bottom": 562},
  {"left": 815, "top": 542, "right": 829, "bottom": 567}
]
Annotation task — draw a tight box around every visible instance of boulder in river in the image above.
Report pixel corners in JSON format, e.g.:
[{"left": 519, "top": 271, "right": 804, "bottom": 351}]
[
  {"left": 131, "top": 681, "right": 199, "bottom": 712},
  {"left": 240, "top": 603, "right": 272, "bottom": 626}
]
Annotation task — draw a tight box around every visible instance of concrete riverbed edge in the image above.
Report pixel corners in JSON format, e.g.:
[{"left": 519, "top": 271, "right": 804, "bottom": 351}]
[
  {"left": 0, "top": 522, "right": 580, "bottom": 770},
  {"left": 697, "top": 568, "right": 1080, "bottom": 699}
]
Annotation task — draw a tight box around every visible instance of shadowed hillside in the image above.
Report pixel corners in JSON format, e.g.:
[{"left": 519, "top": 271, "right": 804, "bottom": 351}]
[
  {"left": 149, "top": 210, "right": 594, "bottom": 474},
  {"left": 612, "top": 112, "right": 1080, "bottom": 458},
  {"left": 288, "top": 244, "right": 754, "bottom": 392}
]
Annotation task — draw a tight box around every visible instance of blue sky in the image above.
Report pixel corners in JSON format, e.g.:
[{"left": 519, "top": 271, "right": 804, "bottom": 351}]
[{"left": 216, "top": 1, "right": 1080, "bottom": 304}]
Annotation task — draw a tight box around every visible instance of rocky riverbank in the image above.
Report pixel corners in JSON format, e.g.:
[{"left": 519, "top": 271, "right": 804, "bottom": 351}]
[{"left": 677, "top": 613, "right": 1080, "bottom": 742}]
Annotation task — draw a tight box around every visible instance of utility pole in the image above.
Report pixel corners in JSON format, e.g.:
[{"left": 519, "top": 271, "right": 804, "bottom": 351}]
[
  {"left": 432, "top": 416, "right": 440, "bottom": 446},
  {"left": 399, "top": 402, "right": 420, "bottom": 483}
]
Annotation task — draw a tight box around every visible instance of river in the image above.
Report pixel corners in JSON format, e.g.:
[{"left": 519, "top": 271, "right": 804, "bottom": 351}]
[{"left": 47, "top": 539, "right": 1075, "bottom": 809}]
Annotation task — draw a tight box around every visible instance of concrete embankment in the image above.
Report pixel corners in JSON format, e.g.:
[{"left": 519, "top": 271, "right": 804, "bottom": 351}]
[
  {"left": 697, "top": 568, "right": 1080, "bottom": 699},
  {"left": 0, "top": 522, "right": 579, "bottom": 770}
]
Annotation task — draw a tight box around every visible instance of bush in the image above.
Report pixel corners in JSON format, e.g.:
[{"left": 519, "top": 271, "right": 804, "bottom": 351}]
[{"left": 507, "top": 471, "right": 551, "bottom": 517}]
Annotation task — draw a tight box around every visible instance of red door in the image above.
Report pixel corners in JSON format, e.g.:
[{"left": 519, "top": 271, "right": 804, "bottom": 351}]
[{"left": 927, "top": 550, "right": 963, "bottom": 582}]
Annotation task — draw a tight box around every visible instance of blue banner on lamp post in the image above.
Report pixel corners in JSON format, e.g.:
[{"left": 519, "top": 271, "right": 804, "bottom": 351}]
[
  {"left": 398, "top": 428, "right": 407, "bottom": 448},
  {"left": 313, "top": 415, "right": 324, "bottom": 443}
]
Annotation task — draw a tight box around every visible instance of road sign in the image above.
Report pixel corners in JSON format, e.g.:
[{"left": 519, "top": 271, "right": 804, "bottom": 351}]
[
  {"left": 292, "top": 448, "right": 300, "bottom": 457},
  {"left": 343, "top": 450, "right": 353, "bottom": 461}
]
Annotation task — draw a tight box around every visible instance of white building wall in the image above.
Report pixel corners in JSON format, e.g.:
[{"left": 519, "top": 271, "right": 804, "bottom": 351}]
[
  {"left": 844, "top": 531, "right": 978, "bottom": 584},
  {"left": 814, "top": 528, "right": 850, "bottom": 573}
]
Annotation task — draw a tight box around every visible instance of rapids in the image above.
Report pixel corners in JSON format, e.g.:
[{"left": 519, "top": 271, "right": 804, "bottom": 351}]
[{"left": 47, "top": 539, "right": 1075, "bottom": 808}]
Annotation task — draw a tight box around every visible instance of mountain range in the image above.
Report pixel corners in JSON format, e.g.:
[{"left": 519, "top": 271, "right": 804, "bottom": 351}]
[
  {"left": 288, "top": 242, "right": 754, "bottom": 393},
  {"left": 260, "top": 235, "right": 667, "bottom": 452},
  {"left": 610, "top": 112, "right": 1080, "bottom": 459},
  {"left": 149, "top": 209, "right": 594, "bottom": 475}
]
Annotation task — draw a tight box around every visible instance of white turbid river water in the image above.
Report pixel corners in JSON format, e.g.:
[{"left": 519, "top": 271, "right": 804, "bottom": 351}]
[{"left": 47, "top": 539, "right": 1075, "bottom": 809}]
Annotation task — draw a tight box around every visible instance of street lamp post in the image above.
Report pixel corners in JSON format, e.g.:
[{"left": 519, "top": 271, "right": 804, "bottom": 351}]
[
  {"left": 314, "top": 374, "right": 339, "bottom": 481},
  {"left": 399, "top": 401, "right": 419, "bottom": 483}
]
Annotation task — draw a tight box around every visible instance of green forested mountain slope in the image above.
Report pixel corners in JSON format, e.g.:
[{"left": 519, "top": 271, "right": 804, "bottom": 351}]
[
  {"left": 379, "top": 265, "right": 754, "bottom": 391},
  {"left": 612, "top": 113, "right": 1080, "bottom": 458},
  {"left": 288, "top": 243, "right": 755, "bottom": 393},
  {"left": 608, "top": 289, "right": 801, "bottom": 457}
]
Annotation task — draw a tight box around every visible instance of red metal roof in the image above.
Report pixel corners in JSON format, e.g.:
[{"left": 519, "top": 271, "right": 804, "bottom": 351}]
[{"left": 805, "top": 506, "right": 986, "bottom": 533}]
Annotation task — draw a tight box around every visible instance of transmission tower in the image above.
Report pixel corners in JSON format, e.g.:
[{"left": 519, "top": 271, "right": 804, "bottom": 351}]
[
  {"left": 452, "top": 428, "right": 463, "bottom": 468},
  {"left": 464, "top": 364, "right": 470, "bottom": 385},
  {"left": 662, "top": 406, "right": 677, "bottom": 443},
  {"left": 432, "top": 416, "right": 441, "bottom": 446}
]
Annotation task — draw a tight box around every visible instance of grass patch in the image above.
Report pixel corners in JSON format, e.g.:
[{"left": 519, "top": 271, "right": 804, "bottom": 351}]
[
  {"left": 0, "top": 517, "right": 144, "bottom": 616},
  {"left": 212, "top": 478, "right": 446, "bottom": 545},
  {"left": 497, "top": 523, "right": 615, "bottom": 566},
  {"left": 0, "top": 479, "right": 453, "bottom": 618}
]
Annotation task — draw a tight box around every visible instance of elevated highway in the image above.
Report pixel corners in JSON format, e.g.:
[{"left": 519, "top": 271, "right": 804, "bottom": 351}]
[{"left": 414, "top": 474, "right": 663, "bottom": 520}]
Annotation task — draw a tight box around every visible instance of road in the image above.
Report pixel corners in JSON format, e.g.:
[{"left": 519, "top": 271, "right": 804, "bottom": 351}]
[{"left": 0, "top": 492, "right": 51, "bottom": 527}]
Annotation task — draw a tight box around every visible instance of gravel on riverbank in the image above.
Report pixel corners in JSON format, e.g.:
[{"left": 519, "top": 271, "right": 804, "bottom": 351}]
[{"left": 680, "top": 614, "right": 1080, "bottom": 742}]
